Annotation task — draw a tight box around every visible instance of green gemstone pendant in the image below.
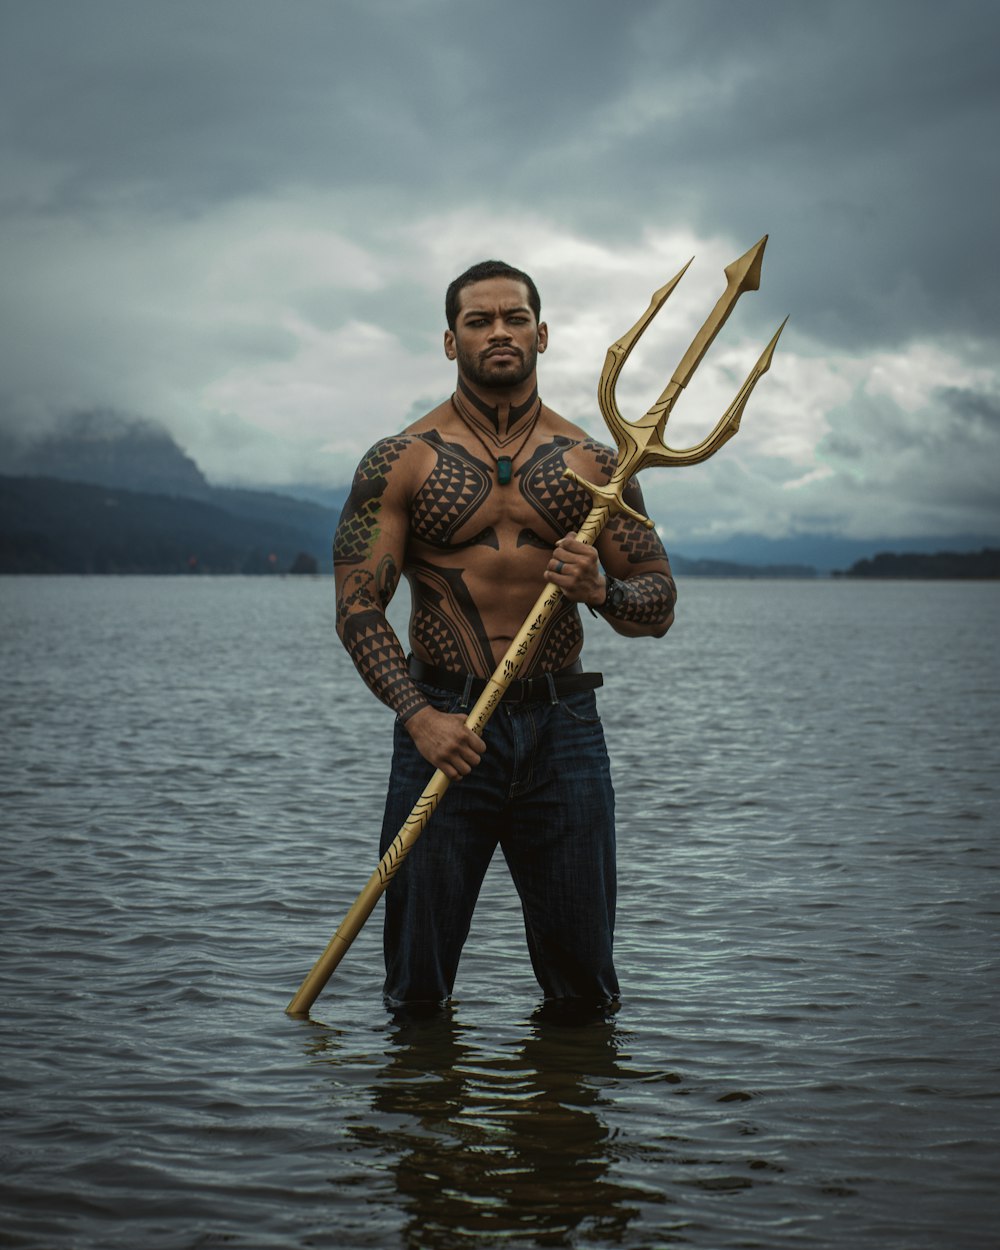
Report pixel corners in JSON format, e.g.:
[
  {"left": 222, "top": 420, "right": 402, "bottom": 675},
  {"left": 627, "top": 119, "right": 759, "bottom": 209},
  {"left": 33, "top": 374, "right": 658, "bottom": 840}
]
[{"left": 497, "top": 456, "right": 513, "bottom": 485}]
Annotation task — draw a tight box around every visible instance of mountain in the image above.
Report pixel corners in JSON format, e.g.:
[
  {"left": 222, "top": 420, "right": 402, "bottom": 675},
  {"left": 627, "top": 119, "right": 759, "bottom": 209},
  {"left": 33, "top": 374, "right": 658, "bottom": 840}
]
[
  {"left": 671, "top": 555, "right": 816, "bottom": 578},
  {"left": 0, "top": 412, "right": 345, "bottom": 574},
  {"left": 0, "top": 476, "right": 342, "bottom": 575},
  {"left": 1, "top": 410, "right": 211, "bottom": 498},
  {"left": 668, "top": 531, "right": 1000, "bottom": 574},
  {"left": 836, "top": 548, "right": 1000, "bottom": 579}
]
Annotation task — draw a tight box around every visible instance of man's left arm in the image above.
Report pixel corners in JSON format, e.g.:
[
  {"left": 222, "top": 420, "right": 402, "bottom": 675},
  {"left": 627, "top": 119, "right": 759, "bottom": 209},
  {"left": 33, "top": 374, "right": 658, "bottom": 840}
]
[{"left": 545, "top": 477, "right": 676, "bottom": 639}]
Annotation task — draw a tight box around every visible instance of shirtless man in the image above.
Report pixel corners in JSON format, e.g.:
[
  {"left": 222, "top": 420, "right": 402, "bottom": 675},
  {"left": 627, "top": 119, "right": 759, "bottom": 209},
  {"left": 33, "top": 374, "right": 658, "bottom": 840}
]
[{"left": 334, "top": 260, "right": 676, "bottom": 1012}]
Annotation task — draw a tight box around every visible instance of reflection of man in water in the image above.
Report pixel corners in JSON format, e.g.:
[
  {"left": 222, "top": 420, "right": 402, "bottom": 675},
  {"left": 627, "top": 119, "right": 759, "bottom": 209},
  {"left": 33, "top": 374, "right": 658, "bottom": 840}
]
[
  {"left": 334, "top": 260, "right": 675, "bottom": 1011},
  {"left": 365, "top": 1013, "right": 648, "bottom": 1245}
]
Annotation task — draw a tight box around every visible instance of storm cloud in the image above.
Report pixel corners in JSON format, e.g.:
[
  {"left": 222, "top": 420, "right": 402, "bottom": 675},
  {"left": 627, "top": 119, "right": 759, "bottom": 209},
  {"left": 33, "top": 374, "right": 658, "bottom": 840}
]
[{"left": 2, "top": 0, "right": 997, "bottom": 544}]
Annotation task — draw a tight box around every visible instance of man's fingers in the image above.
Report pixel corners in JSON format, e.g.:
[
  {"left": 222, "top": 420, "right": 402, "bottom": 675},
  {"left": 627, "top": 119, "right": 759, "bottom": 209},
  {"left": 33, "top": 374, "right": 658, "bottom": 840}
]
[
  {"left": 455, "top": 722, "right": 486, "bottom": 756},
  {"left": 555, "top": 534, "right": 596, "bottom": 559},
  {"left": 548, "top": 544, "right": 597, "bottom": 581},
  {"left": 439, "top": 720, "right": 486, "bottom": 779},
  {"left": 407, "top": 707, "right": 486, "bottom": 776}
]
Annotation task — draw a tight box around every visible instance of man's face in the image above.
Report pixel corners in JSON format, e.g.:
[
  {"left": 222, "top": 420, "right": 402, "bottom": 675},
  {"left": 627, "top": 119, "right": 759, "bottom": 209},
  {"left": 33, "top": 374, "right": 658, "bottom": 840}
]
[{"left": 444, "top": 278, "right": 547, "bottom": 391}]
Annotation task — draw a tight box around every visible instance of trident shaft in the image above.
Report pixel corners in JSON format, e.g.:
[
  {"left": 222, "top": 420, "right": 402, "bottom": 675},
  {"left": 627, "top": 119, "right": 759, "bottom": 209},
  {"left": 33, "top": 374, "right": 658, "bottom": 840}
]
[{"left": 286, "top": 235, "right": 785, "bottom": 1016}]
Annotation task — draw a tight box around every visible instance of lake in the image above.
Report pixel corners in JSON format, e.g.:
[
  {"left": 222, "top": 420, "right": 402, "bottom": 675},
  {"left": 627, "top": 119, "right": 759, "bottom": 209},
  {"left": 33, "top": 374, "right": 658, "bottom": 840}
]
[{"left": 2, "top": 575, "right": 998, "bottom": 1248}]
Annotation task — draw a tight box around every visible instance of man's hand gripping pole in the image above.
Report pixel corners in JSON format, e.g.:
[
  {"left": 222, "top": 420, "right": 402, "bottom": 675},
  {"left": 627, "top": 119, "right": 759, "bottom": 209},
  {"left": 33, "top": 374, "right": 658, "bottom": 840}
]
[{"left": 286, "top": 235, "right": 785, "bottom": 1017}]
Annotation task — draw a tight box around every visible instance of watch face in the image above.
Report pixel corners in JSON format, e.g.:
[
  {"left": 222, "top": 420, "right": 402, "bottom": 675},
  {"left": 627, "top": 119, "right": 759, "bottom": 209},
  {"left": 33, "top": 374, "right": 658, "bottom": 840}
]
[{"left": 607, "top": 578, "right": 626, "bottom": 609}]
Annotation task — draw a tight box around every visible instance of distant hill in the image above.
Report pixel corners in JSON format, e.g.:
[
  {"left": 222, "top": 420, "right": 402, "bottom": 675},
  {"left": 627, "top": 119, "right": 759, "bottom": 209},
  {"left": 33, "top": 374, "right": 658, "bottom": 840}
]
[
  {"left": 0, "top": 410, "right": 211, "bottom": 498},
  {"left": 0, "top": 411, "right": 346, "bottom": 574},
  {"left": 672, "top": 555, "right": 816, "bottom": 579},
  {"left": 836, "top": 548, "right": 1000, "bottom": 579},
  {"left": 0, "top": 476, "right": 342, "bottom": 575},
  {"left": 670, "top": 530, "right": 1000, "bottom": 574}
]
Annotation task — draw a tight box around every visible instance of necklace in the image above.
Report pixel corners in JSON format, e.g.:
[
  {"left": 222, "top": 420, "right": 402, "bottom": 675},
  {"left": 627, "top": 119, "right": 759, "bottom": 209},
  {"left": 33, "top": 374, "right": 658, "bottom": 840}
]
[{"left": 450, "top": 392, "right": 541, "bottom": 485}]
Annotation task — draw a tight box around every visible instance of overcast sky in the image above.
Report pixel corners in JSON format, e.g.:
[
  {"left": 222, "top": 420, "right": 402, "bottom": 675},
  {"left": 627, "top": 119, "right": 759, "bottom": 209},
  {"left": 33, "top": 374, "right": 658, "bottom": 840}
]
[{"left": 1, "top": 0, "right": 997, "bottom": 545}]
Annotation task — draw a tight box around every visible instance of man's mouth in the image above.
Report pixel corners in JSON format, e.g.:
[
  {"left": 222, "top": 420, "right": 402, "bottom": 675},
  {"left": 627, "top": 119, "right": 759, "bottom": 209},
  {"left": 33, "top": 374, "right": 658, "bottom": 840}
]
[{"left": 485, "top": 348, "right": 520, "bottom": 362}]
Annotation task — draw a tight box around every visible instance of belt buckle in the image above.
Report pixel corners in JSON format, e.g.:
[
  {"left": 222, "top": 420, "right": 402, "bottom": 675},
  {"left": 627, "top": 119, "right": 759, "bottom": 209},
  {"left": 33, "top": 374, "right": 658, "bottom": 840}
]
[{"left": 506, "top": 678, "right": 527, "bottom": 703}]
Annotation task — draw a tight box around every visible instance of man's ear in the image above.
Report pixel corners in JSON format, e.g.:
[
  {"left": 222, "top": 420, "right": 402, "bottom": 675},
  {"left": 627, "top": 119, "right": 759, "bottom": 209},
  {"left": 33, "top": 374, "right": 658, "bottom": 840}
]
[
  {"left": 443, "top": 330, "right": 457, "bottom": 360},
  {"left": 537, "top": 322, "right": 548, "bottom": 353}
]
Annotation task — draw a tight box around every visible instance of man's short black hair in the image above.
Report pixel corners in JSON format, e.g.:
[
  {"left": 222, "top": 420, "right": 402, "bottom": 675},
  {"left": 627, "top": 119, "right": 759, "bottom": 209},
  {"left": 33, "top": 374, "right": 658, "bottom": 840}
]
[{"left": 445, "top": 260, "right": 541, "bottom": 331}]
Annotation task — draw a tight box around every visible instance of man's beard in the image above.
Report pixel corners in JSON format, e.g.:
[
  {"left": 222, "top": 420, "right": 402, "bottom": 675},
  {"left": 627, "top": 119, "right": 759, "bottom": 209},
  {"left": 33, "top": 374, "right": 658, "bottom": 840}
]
[{"left": 456, "top": 339, "right": 538, "bottom": 390}]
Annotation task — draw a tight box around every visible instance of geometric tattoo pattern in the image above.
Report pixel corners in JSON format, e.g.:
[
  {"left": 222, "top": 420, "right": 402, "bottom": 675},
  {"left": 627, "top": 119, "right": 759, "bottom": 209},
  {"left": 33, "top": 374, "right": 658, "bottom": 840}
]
[
  {"left": 408, "top": 556, "right": 496, "bottom": 675},
  {"left": 601, "top": 572, "right": 676, "bottom": 626},
  {"left": 340, "top": 608, "right": 428, "bottom": 723},
  {"left": 454, "top": 379, "right": 540, "bottom": 445},
  {"left": 526, "top": 596, "right": 584, "bottom": 673},
  {"left": 334, "top": 436, "right": 410, "bottom": 566},
  {"left": 518, "top": 436, "right": 595, "bottom": 536},
  {"left": 410, "top": 431, "right": 491, "bottom": 546},
  {"left": 604, "top": 512, "right": 669, "bottom": 565},
  {"left": 334, "top": 407, "right": 676, "bottom": 713}
]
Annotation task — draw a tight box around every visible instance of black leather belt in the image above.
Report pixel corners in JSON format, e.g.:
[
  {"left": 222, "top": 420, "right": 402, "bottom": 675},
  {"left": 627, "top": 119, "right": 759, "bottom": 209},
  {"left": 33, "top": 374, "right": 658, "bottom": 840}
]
[{"left": 408, "top": 656, "right": 603, "bottom": 703}]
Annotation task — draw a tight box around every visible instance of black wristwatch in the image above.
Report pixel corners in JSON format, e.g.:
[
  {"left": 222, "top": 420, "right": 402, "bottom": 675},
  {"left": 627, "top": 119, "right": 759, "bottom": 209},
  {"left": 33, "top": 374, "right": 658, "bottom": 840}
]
[{"left": 600, "top": 575, "right": 627, "bottom": 614}]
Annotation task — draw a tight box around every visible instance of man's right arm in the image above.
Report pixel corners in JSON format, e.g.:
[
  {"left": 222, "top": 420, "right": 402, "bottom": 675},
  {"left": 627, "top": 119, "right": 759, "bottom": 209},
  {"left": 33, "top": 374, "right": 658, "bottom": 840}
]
[
  {"left": 334, "top": 437, "right": 485, "bottom": 779},
  {"left": 335, "top": 437, "right": 428, "bottom": 722}
]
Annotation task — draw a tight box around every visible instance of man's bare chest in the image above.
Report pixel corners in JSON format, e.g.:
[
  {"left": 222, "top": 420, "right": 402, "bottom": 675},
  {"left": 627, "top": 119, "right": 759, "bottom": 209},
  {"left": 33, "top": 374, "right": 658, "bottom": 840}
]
[{"left": 409, "top": 431, "right": 594, "bottom": 551}]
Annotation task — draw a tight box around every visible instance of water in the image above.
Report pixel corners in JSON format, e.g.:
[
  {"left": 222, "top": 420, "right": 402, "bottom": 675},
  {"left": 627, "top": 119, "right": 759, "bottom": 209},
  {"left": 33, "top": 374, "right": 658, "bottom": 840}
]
[{"left": 2, "top": 576, "right": 998, "bottom": 1249}]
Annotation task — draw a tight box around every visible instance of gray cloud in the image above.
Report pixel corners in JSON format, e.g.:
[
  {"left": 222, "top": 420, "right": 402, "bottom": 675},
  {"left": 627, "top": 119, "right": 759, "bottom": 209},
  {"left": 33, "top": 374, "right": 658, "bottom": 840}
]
[{"left": 1, "top": 0, "right": 998, "bottom": 542}]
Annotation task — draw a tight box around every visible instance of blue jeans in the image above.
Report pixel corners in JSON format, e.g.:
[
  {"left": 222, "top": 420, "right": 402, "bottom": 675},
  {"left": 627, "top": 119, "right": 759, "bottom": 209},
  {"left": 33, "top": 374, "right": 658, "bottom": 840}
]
[{"left": 379, "top": 682, "right": 619, "bottom": 1008}]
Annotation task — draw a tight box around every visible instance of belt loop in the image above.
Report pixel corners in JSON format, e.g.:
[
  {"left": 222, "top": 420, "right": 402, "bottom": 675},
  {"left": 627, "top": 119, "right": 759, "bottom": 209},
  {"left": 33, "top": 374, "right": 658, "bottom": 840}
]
[
  {"left": 460, "top": 674, "right": 473, "bottom": 710},
  {"left": 545, "top": 671, "right": 558, "bottom": 705}
]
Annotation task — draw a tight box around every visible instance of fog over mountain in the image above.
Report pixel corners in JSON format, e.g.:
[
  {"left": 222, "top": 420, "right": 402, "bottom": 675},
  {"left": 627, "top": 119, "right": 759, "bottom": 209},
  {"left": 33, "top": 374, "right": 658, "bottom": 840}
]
[{"left": 1, "top": 410, "right": 210, "bottom": 497}]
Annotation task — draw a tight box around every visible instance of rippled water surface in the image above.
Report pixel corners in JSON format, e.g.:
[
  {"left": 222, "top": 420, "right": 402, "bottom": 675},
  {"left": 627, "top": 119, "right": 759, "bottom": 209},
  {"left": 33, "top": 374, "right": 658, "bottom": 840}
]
[{"left": 2, "top": 576, "right": 998, "bottom": 1248}]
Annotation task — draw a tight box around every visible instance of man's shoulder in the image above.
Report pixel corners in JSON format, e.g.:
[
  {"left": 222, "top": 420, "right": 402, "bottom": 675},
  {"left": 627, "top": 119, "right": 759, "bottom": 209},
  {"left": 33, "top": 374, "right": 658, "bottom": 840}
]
[
  {"left": 541, "top": 405, "right": 608, "bottom": 447},
  {"left": 402, "top": 396, "right": 453, "bottom": 436},
  {"left": 355, "top": 420, "right": 444, "bottom": 474},
  {"left": 542, "top": 408, "right": 617, "bottom": 478}
]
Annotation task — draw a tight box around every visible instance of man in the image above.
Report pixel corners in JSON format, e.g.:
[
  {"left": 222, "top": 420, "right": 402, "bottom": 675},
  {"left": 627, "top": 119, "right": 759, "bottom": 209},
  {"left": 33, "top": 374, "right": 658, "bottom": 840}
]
[{"left": 334, "top": 259, "right": 676, "bottom": 1012}]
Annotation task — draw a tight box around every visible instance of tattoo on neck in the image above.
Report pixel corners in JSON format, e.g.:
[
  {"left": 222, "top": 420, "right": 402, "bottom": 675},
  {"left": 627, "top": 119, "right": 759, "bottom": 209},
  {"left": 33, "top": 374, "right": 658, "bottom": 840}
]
[{"left": 455, "top": 377, "right": 540, "bottom": 442}]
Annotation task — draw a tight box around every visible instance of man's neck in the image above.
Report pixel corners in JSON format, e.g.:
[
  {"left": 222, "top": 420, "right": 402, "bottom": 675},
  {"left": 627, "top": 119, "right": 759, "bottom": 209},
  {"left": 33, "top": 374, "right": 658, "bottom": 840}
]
[{"left": 456, "top": 374, "right": 540, "bottom": 439}]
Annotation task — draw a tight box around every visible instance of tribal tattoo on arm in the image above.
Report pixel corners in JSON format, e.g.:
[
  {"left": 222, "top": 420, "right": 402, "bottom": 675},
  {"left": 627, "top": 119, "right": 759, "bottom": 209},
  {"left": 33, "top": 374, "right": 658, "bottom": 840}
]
[
  {"left": 598, "top": 503, "right": 677, "bottom": 632},
  {"left": 573, "top": 439, "right": 677, "bottom": 634},
  {"left": 334, "top": 437, "right": 429, "bottom": 724},
  {"left": 519, "top": 434, "right": 676, "bottom": 635},
  {"left": 597, "top": 571, "right": 677, "bottom": 628}
]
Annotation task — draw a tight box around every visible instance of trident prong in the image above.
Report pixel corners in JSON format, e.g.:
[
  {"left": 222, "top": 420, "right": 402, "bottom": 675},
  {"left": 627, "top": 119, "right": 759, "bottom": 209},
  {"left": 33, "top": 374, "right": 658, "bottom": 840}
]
[{"left": 572, "top": 236, "right": 786, "bottom": 530}]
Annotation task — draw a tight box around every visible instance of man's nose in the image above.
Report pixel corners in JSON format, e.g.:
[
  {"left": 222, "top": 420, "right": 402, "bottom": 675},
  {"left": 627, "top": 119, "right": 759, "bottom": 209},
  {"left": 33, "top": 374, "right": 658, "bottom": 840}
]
[{"left": 488, "top": 319, "right": 513, "bottom": 340}]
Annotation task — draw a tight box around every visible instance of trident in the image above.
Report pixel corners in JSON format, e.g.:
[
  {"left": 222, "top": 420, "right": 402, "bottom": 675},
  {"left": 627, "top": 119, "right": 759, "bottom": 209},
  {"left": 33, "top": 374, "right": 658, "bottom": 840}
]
[{"left": 287, "top": 235, "right": 786, "bottom": 1016}]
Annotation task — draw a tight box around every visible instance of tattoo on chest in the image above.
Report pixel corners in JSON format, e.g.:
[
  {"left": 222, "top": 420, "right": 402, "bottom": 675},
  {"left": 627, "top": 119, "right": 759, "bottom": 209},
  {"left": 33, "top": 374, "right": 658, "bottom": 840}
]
[
  {"left": 334, "top": 436, "right": 409, "bottom": 565},
  {"left": 516, "top": 528, "right": 554, "bottom": 551},
  {"left": 518, "top": 437, "right": 607, "bottom": 536},
  {"left": 411, "top": 431, "right": 492, "bottom": 546},
  {"left": 525, "top": 598, "right": 583, "bottom": 674},
  {"left": 408, "top": 557, "right": 496, "bottom": 675}
]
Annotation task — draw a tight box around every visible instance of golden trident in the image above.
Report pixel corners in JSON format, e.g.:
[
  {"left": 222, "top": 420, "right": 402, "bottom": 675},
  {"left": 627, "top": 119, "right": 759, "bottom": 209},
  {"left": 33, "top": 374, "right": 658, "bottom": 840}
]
[{"left": 287, "top": 235, "right": 786, "bottom": 1016}]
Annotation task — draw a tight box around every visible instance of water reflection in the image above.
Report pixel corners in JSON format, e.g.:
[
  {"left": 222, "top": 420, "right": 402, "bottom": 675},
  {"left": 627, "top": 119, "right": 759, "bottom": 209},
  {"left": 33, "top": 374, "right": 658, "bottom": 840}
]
[{"left": 309, "top": 1008, "right": 659, "bottom": 1247}]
